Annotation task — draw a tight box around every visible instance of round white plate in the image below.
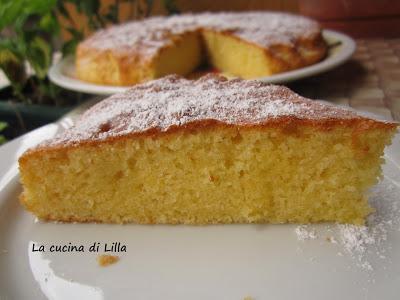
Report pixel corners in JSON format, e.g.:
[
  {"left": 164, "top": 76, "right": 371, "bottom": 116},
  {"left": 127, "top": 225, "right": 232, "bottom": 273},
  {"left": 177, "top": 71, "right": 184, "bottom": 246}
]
[
  {"left": 0, "top": 105, "right": 400, "bottom": 299},
  {"left": 48, "top": 30, "right": 356, "bottom": 95}
]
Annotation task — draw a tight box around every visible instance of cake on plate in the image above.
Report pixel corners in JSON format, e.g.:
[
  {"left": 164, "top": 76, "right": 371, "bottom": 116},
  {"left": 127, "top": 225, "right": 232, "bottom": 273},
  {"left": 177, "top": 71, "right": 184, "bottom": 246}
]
[
  {"left": 76, "top": 12, "right": 327, "bottom": 85},
  {"left": 19, "top": 75, "right": 398, "bottom": 225}
]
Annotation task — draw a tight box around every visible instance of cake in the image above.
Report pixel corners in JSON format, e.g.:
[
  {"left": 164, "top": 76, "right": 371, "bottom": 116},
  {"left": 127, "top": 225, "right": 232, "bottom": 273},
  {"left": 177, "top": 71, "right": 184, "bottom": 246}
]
[
  {"left": 76, "top": 12, "right": 327, "bottom": 86},
  {"left": 18, "top": 75, "right": 398, "bottom": 225}
]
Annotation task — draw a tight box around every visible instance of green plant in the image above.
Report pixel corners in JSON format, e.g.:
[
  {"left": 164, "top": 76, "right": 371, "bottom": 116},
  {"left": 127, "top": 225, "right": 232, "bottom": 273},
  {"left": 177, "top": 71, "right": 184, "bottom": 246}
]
[
  {"left": 0, "top": 121, "right": 7, "bottom": 145},
  {"left": 0, "top": 0, "right": 177, "bottom": 106},
  {"left": 0, "top": 0, "right": 59, "bottom": 104}
]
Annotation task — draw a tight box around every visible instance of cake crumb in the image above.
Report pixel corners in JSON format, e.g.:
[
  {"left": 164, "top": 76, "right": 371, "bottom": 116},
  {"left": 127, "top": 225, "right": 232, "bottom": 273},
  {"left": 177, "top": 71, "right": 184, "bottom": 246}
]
[
  {"left": 97, "top": 254, "right": 120, "bottom": 267},
  {"left": 243, "top": 296, "right": 254, "bottom": 300}
]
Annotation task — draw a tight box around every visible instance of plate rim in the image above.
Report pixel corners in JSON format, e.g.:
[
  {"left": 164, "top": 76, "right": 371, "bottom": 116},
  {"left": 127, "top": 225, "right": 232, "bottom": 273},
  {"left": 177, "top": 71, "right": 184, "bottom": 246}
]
[{"left": 49, "top": 29, "right": 355, "bottom": 95}]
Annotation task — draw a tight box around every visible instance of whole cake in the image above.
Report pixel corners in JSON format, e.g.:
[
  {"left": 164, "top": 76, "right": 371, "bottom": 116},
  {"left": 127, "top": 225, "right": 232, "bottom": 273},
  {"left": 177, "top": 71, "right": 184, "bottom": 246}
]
[
  {"left": 76, "top": 12, "right": 327, "bottom": 85},
  {"left": 19, "top": 75, "right": 397, "bottom": 225}
]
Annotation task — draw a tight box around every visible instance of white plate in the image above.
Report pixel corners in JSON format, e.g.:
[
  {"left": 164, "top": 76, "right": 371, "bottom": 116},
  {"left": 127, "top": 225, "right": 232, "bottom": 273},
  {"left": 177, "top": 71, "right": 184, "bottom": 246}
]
[
  {"left": 1, "top": 104, "right": 400, "bottom": 300},
  {"left": 48, "top": 30, "right": 355, "bottom": 95}
]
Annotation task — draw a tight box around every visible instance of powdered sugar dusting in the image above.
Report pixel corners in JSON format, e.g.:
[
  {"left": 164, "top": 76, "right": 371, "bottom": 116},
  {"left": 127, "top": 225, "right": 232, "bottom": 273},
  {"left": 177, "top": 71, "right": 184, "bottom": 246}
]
[
  {"left": 81, "top": 12, "right": 321, "bottom": 58},
  {"left": 338, "top": 225, "right": 377, "bottom": 271},
  {"left": 295, "top": 225, "right": 317, "bottom": 241},
  {"left": 294, "top": 177, "right": 400, "bottom": 271},
  {"left": 37, "top": 75, "right": 364, "bottom": 148}
]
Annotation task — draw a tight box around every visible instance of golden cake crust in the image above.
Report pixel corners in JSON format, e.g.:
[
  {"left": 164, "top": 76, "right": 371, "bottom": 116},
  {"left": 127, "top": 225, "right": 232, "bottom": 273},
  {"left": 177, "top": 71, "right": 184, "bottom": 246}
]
[
  {"left": 20, "top": 75, "right": 398, "bottom": 160},
  {"left": 76, "top": 12, "right": 327, "bottom": 85}
]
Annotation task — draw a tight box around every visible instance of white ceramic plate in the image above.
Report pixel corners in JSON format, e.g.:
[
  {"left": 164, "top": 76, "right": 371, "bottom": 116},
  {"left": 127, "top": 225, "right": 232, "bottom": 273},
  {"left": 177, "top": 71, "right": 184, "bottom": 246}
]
[
  {"left": 48, "top": 30, "right": 355, "bottom": 95},
  {"left": 1, "top": 103, "right": 400, "bottom": 299}
]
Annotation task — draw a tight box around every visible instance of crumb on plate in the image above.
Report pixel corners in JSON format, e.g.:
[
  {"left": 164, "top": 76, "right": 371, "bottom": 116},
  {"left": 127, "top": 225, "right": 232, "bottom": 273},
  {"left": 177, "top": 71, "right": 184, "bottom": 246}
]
[{"left": 97, "top": 254, "right": 120, "bottom": 267}]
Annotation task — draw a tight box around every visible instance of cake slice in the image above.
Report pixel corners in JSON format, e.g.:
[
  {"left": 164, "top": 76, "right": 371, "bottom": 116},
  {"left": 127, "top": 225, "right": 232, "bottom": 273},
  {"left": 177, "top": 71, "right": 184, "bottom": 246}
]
[{"left": 19, "top": 75, "right": 398, "bottom": 224}]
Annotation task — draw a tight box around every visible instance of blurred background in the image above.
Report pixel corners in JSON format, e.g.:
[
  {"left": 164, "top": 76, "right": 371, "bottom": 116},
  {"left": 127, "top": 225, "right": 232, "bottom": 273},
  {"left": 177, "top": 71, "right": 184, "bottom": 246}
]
[
  {"left": 0, "top": 0, "right": 399, "bottom": 145},
  {"left": 62, "top": 0, "right": 400, "bottom": 38}
]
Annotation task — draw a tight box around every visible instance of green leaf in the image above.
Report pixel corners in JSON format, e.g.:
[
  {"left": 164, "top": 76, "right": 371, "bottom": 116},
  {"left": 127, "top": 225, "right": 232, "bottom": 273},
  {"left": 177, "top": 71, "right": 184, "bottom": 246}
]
[
  {"left": 61, "top": 26, "right": 84, "bottom": 57},
  {"left": 39, "top": 12, "right": 60, "bottom": 34},
  {"left": 78, "top": 0, "right": 100, "bottom": 16},
  {"left": 163, "top": 0, "right": 180, "bottom": 15},
  {"left": 0, "top": 38, "right": 23, "bottom": 60},
  {"left": 0, "top": 122, "right": 7, "bottom": 132},
  {"left": 66, "top": 27, "right": 84, "bottom": 39},
  {"left": 26, "top": 36, "right": 52, "bottom": 79},
  {"left": 0, "top": 0, "right": 57, "bottom": 30},
  {"left": 0, "top": 0, "right": 24, "bottom": 30},
  {"left": 0, "top": 46, "right": 27, "bottom": 93},
  {"left": 22, "top": 0, "right": 57, "bottom": 15},
  {"left": 62, "top": 38, "right": 79, "bottom": 57},
  {"left": 56, "top": 1, "right": 70, "bottom": 18},
  {"left": 105, "top": 4, "right": 119, "bottom": 23},
  {"left": 0, "top": 121, "right": 8, "bottom": 145}
]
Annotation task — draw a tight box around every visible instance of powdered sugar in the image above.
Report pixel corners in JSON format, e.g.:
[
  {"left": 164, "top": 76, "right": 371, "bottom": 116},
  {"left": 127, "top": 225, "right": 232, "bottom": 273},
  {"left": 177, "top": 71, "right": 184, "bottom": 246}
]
[
  {"left": 295, "top": 225, "right": 317, "bottom": 241},
  {"left": 82, "top": 12, "right": 321, "bottom": 58},
  {"left": 37, "top": 75, "right": 370, "bottom": 148},
  {"left": 294, "top": 177, "right": 400, "bottom": 271},
  {"left": 337, "top": 177, "right": 399, "bottom": 270},
  {"left": 338, "top": 225, "right": 377, "bottom": 271}
]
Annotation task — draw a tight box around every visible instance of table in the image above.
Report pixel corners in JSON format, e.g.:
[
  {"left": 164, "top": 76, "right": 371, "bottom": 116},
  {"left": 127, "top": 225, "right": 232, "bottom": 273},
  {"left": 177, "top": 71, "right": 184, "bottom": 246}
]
[{"left": 289, "top": 38, "right": 400, "bottom": 121}]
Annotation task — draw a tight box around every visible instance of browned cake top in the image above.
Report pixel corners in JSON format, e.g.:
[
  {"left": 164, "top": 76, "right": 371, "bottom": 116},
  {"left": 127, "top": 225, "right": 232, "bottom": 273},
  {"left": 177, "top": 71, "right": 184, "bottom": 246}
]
[
  {"left": 39, "top": 75, "right": 396, "bottom": 149},
  {"left": 80, "top": 12, "right": 322, "bottom": 58}
]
